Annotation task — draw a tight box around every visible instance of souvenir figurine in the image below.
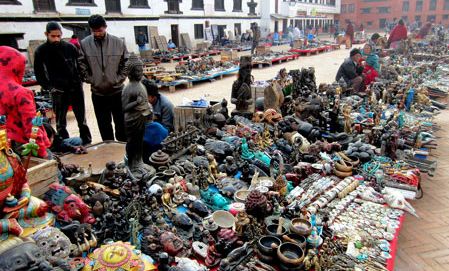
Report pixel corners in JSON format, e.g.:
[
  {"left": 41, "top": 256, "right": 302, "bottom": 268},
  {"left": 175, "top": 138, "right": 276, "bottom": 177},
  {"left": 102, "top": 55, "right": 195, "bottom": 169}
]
[
  {"left": 264, "top": 82, "right": 284, "bottom": 113},
  {"left": 121, "top": 53, "right": 154, "bottom": 179},
  {"left": 207, "top": 153, "right": 219, "bottom": 181},
  {"left": 60, "top": 221, "right": 97, "bottom": 257},
  {"left": 205, "top": 235, "right": 222, "bottom": 267},
  {"left": 162, "top": 183, "right": 176, "bottom": 210},
  {"left": 0, "top": 121, "right": 53, "bottom": 240},
  {"left": 219, "top": 98, "right": 230, "bottom": 120},
  {"left": 241, "top": 138, "right": 255, "bottom": 160},
  {"left": 159, "top": 230, "right": 186, "bottom": 257},
  {"left": 343, "top": 104, "right": 352, "bottom": 134},
  {"left": 231, "top": 56, "right": 253, "bottom": 117},
  {"left": 235, "top": 211, "right": 251, "bottom": 238},
  {"left": 0, "top": 237, "right": 53, "bottom": 271},
  {"left": 245, "top": 190, "right": 272, "bottom": 219},
  {"left": 32, "top": 227, "right": 72, "bottom": 270}
]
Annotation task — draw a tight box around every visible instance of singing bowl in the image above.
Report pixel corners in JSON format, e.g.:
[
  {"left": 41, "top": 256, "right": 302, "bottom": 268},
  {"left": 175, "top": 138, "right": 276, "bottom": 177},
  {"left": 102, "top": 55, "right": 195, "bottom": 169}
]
[
  {"left": 258, "top": 235, "right": 281, "bottom": 255},
  {"left": 277, "top": 242, "right": 305, "bottom": 267},
  {"left": 282, "top": 233, "right": 306, "bottom": 249},
  {"left": 289, "top": 218, "right": 312, "bottom": 236},
  {"left": 234, "top": 189, "right": 250, "bottom": 203},
  {"left": 266, "top": 224, "right": 288, "bottom": 238}
]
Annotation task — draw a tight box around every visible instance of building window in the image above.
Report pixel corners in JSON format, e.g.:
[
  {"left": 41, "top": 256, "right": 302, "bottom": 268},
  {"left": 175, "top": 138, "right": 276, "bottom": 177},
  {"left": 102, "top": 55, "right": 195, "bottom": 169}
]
[
  {"left": 377, "top": 7, "right": 390, "bottom": 14},
  {"left": 192, "top": 0, "right": 203, "bottom": 10},
  {"left": 430, "top": 0, "right": 437, "bottom": 11},
  {"left": 348, "top": 4, "right": 354, "bottom": 13},
  {"left": 341, "top": 4, "right": 346, "bottom": 13},
  {"left": 445, "top": 0, "right": 449, "bottom": 10},
  {"left": 402, "top": 1, "right": 409, "bottom": 12},
  {"left": 166, "top": 0, "right": 181, "bottom": 14},
  {"left": 194, "top": 24, "right": 204, "bottom": 39},
  {"left": 215, "top": 0, "right": 225, "bottom": 11},
  {"left": 379, "top": 18, "right": 387, "bottom": 28},
  {"left": 361, "top": 8, "right": 371, "bottom": 14},
  {"left": 443, "top": 14, "right": 449, "bottom": 19},
  {"left": 129, "top": 0, "right": 149, "bottom": 8},
  {"left": 33, "top": 0, "right": 56, "bottom": 11},
  {"left": 234, "top": 23, "right": 241, "bottom": 36},
  {"left": 416, "top": 0, "right": 423, "bottom": 12},
  {"left": 0, "top": 0, "right": 21, "bottom": 4},
  {"left": 402, "top": 16, "right": 408, "bottom": 21},
  {"left": 427, "top": 15, "right": 436, "bottom": 22},
  {"left": 233, "top": 0, "right": 242, "bottom": 12},
  {"left": 67, "top": 0, "right": 96, "bottom": 6},
  {"left": 367, "top": 21, "right": 373, "bottom": 26}
]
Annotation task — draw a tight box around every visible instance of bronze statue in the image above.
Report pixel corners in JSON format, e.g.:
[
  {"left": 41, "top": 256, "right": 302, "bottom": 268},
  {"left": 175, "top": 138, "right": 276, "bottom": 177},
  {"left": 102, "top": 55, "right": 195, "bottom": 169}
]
[
  {"left": 121, "top": 53, "right": 153, "bottom": 178},
  {"left": 231, "top": 56, "right": 253, "bottom": 117}
]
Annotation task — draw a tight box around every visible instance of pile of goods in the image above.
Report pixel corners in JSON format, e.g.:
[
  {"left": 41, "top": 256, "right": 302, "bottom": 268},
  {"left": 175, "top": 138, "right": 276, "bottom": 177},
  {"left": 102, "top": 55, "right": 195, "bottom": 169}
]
[
  {"left": 175, "top": 57, "right": 239, "bottom": 81},
  {"left": 1, "top": 36, "right": 447, "bottom": 271}
]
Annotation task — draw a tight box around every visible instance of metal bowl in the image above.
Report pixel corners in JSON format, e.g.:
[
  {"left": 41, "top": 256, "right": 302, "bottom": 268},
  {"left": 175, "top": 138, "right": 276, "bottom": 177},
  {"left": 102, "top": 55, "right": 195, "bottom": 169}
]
[
  {"left": 289, "top": 218, "right": 312, "bottom": 236},
  {"left": 258, "top": 235, "right": 281, "bottom": 255}
]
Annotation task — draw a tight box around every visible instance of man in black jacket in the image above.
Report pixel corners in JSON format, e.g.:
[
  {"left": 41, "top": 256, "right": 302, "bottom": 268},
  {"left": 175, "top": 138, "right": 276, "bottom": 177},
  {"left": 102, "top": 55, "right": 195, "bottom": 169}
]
[
  {"left": 34, "top": 22, "right": 92, "bottom": 144},
  {"left": 78, "top": 15, "right": 128, "bottom": 141},
  {"left": 336, "top": 48, "right": 364, "bottom": 92}
]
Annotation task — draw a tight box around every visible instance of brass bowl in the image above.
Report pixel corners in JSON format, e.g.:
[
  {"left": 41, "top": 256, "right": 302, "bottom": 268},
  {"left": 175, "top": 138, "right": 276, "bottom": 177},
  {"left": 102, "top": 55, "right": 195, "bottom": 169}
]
[
  {"left": 266, "top": 224, "right": 288, "bottom": 238},
  {"left": 289, "top": 218, "right": 312, "bottom": 236},
  {"left": 234, "top": 189, "right": 250, "bottom": 203},
  {"left": 258, "top": 235, "right": 281, "bottom": 255},
  {"left": 277, "top": 242, "right": 305, "bottom": 267},
  {"left": 282, "top": 233, "right": 306, "bottom": 249}
]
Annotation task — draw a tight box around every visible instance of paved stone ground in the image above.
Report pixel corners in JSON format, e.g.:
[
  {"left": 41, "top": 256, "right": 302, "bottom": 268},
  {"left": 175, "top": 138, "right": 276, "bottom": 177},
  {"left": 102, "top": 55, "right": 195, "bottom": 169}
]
[
  {"left": 39, "top": 37, "right": 449, "bottom": 270},
  {"left": 57, "top": 42, "right": 351, "bottom": 143}
]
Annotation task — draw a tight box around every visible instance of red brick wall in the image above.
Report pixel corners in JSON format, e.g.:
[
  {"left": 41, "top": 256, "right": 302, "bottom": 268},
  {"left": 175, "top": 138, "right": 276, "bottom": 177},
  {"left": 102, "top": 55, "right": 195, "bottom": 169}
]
[{"left": 337, "top": 0, "right": 449, "bottom": 30}]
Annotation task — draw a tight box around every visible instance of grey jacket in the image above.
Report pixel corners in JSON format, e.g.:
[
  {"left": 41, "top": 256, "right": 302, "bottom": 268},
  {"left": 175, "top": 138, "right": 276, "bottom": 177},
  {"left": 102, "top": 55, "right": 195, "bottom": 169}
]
[
  {"left": 79, "top": 33, "right": 129, "bottom": 96},
  {"left": 336, "top": 58, "right": 358, "bottom": 84}
]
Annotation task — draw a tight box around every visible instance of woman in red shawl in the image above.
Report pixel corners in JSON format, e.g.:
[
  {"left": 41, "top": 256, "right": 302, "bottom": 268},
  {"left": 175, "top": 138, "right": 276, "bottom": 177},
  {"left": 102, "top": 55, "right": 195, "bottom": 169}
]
[
  {"left": 0, "top": 46, "right": 51, "bottom": 158},
  {"left": 388, "top": 19, "right": 408, "bottom": 48}
]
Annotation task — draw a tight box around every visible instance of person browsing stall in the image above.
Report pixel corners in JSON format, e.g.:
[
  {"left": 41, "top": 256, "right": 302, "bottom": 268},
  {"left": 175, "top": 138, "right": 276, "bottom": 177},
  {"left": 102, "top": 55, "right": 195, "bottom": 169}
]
[
  {"left": 78, "top": 14, "right": 128, "bottom": 142},
  {"left": 142, "top": 79, "right": 175, "bottom": 132},
  {"left": 34, "top": 22, "right": 92, "bottom": 145}
]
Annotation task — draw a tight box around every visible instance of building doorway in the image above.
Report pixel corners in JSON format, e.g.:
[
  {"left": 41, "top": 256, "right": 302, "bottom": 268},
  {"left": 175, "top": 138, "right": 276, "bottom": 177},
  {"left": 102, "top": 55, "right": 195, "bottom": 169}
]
[
  {"left": 106, "top": 0, "right": 121, "bottom": 13},
  {"left": 171, "top": 24, "right": 179, "bottom": 47},
  {"left": 274, "top": 21, "right": 279, "bottom": 33}
]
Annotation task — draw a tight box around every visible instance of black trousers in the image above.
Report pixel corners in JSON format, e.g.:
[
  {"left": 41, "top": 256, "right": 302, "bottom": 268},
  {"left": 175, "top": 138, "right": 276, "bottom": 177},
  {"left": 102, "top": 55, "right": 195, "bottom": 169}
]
[
  {"left": 91, "top": 92, "right": 126, "bottom": 142},
  {"left": 52, "top": 86, "right": 91, "bottom": 144}
]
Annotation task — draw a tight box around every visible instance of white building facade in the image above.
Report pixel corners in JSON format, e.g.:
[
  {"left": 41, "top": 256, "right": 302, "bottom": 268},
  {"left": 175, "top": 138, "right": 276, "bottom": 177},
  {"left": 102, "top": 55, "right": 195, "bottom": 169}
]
[
  {"left": 0, "top": 0, "right": 261, "bottom": 53},
  {"left": 260, "top": 0, "right": 341, "bottom": 36}
]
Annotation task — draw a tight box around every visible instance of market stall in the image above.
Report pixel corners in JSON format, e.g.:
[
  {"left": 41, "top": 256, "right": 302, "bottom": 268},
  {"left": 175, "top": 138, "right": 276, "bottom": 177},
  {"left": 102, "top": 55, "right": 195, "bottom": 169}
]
[{"left": 1, "top": 35, "right": 448, "bottom": 271}]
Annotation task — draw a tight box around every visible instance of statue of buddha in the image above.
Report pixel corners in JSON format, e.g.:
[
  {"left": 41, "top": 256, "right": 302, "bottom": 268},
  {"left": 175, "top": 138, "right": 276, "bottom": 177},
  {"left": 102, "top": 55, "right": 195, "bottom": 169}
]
[{"left": 121, "top": 53, "right": 154, "bottom": 179}]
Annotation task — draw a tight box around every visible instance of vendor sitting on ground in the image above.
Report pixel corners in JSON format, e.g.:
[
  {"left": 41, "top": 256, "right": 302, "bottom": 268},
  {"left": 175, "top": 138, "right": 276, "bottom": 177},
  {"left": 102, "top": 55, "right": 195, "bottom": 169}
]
[
  {"left": 363, "top": 54, "right": 379, "bottom": 87},
  {"left": 143, "top": 111, "right": 169, "bottom": 164},
  {"left": 43, "top": 122, "right": 87, "bottom": 154},
  {"left": 336, "top": 48, "right": 364, "bottom": 93},
  {"left": 167, "top": 39, "right": 176, "bottom": 49},
  {"left": 387, "top": 19, "right": 408, "bottom": 49},
  {"left": 142, "top": 79, "right": 175, "bottom": 132}
]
